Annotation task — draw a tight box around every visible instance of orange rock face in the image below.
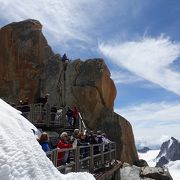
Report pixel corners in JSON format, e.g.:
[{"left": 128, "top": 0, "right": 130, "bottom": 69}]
[{"left": 0, "top": 19, "right": 60, "bottom": 104}]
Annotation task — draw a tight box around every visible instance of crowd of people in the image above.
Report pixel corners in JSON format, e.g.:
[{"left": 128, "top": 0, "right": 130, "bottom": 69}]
[{"left": 37, "top": 129, "right": 112, "bottom": 167}]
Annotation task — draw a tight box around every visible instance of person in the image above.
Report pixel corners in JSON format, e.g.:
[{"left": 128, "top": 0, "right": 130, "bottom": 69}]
[
  {"left": 72, "top": 106, "right": 79, "bottom": 127},
  {"left": 36, "top": 93, "right": 49, "bottom": 106},
  {"left": 55, "top": 109, "right": 62, "bottom": 124},
  {"left": 39, "top": 132, "right": 50, "bottom": 153},
  {"left": 51, "top": 105, "right": 57, "bottom": 123},
  {"left": 102, "top": 133, "right": 111, "bottom": 151},
  {"left": 62, "top": 53, "right": 69, "bottom": 62},
  {"left": 66, "top": 107, "right": 73, "bottom": 127},
  {"left": 96, "top": 130, "right": 103, "bottom": 144},
  {"left": 77, "top": 132, "right": 89, "bottom": 158},
  {"left": 87, "top": 131, "right": 98, "bottom": 154},
  {"left": 70, "top": 129, "right": 79, "bottom": 148},
  {"left": 61, "top": 53, "right": 69, "bottom": 70},
  {"left": 57, "top": 132, "right": 72, "bottom": 166}
]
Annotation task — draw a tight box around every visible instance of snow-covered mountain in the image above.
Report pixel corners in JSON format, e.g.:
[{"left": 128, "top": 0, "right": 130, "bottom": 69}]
[
  {"left": 156, "top": 137, "right": 180, "bottom": 167},
  {"left": 138, "top": 137, "right": 180, "bottom": 180}
]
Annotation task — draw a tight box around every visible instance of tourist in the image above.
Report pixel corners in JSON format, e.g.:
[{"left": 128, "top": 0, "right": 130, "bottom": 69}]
[
  {"left": 77, "top": 132, "right": 89, "bottom": 158},
  {"left": 102, "top": 133, "right": 111, "bottom": 151},
  {"left": 39, "top": 132, "right": 50, "bottom": 153},
  {"left": 72, "top": 106, "right": 79, "bottom": 127},
  {"left": 57, "top": 132, "right": 72, "bottom": 166},
  {"left": 51, "top": 105, "right": 57, "bottom": 123},
  {"left": 66, "top": 107, "right": 73, "bottom": 127}
]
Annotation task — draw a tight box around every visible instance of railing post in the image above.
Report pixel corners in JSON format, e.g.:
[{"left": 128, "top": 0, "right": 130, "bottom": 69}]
[
  {"left": 46, "top": 105, "right": 50, "bottom": 127},
  {"left": 100, "top": 144, "right": 104, "bottom": 168},
  {"left": 89, "top": 145, "right": 94, "bottom": 172},
  {"left": 109, "top": 143, "right": 112, "bottom": 166},
  {"left": 78, "top": 113, "right": 82, "bottom": 132},
  {"left": 39, "top": 103, "right": 42, "bottom": 123},
  {"left": 114, "top": 143, "right": 117, "bottom": 159},
  {"left": 75, "top": 146, "right": 80, "bottom": 172},
  {"left": 29, "top": 104, "right": 33, "bottom": 123},
  {"left": 51, "top": 149, "right": 58, "bottom": 167}
]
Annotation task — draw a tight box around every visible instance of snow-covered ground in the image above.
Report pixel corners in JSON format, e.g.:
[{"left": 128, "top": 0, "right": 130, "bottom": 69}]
[
  {"left": 138, "top": 149, "right": 180, "bottom": 180},
  {"left": 0, "top": 99, "right": 95, "bottom": 180},
  {"left": 167, "top": 160, "right": 180, "bottom": 180},
  {"left": 138, "top": 149, "right": 160, "bottom": 167}
]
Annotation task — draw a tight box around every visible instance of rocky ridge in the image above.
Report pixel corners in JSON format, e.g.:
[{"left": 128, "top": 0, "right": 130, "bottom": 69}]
[{"left": 138, "top": 147, "right": 151, "bottom": 153}]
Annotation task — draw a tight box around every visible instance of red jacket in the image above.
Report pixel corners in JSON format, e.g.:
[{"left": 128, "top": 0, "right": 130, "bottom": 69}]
[
  {"left": 57, "top": 140, "right": 72, "bottom": 162},
  {"left": 72, "top": 107, "right": 78, "bottom": 118}
]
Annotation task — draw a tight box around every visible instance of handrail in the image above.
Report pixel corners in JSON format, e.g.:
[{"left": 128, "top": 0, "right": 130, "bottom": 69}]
[
  {"left": 47, "top": 142, "right": 116, "bottom": 174},
  {"left": 15, "top": 103, "right": 88, "bottom": 131},
  {"left": 78, "top": 112, "right": 87, "bottom": 132}
]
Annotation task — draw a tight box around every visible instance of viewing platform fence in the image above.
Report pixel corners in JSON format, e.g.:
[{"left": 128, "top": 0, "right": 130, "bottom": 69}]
[
  {"left": 15, "top": 103, "right": 86, "bottom": 131},
  {"left": 46, "top": 142, "right": 117, "bottom": 174}
]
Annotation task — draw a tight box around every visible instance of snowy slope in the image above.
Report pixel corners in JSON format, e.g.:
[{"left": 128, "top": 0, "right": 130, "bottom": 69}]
[
  {"left": 138, "top": 149, "right": 180, "bottom": 180},
  {"left": 0, "top": 99, "right": 95, "bottom": 180},
  {"left": 138, "top": 149, "right": 159, "bottom": 167},
  {"left": 167, "top": 160, "right": 180, "bottom": 180}
]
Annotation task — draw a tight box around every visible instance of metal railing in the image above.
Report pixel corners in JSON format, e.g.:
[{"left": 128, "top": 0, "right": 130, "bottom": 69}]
[
  {"left": 47, "top": 142, "right": 116, "bottom": 174},
  {"left": 15, "top": 103, "right": 86, "bottom": 130}
]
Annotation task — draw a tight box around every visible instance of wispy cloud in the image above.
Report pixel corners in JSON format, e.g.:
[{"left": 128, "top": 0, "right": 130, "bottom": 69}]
[
  {"left": 99, "top": 35, "right": 180, "bottom": 95},
  {"left": 0, "top": 0, "right": 105, "bottom": 45},
  {"left": 116, "top": 101, "right": 180, "bottom": 124},
  {"left": 111, "top": 70, "right": 144, "bottom": 84},
  {"left": 115, "top": 101, "right": 180, "bottom": 145},
  {"left": 136, "top": 134, "right": 171, "bottom": 149},
  {"left": 0, "top": 0, "right": 147, "bottom": 49}
]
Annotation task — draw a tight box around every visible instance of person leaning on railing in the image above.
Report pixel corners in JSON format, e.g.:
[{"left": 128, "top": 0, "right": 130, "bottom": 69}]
[
  {"left": 57, "top": 132, "right": 72, "bottom": 166},
  {"left": 77, "top": 132, "right": 90, "bottom": 158}
]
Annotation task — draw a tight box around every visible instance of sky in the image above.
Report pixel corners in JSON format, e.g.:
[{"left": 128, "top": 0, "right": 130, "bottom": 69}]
[
  {"left": 0, "top": 99, "right": 95, "bottom": 180},
  {"left": 0, "top": 0, "right": 180, "bottom": 146}
]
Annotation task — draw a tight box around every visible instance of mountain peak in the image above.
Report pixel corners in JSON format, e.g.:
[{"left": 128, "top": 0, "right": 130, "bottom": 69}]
[{"left": 156, "top": 137, "right": 180, "bottom": 167}]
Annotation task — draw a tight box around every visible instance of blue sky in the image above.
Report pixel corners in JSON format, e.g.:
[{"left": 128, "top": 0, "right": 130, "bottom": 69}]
[{"left": 0, "top": 0, "right": 180, "bottom": 147}]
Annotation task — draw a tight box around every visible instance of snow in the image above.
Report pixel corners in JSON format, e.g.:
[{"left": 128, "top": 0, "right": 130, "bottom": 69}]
[
  {"left": 138, "top": 149, "right": 160, "bottom": 167},
  {"left": 138, "top": 149, "right": 180, "bottom": 180},
  {"left": 167, "top": 160, "right": 180, "bottom": 180},
  {"left": 0, "top": 99, "right": 95, "bottom": 180},
  {"left": 168, "top": 138, "right": 173, "bottom": 149}
]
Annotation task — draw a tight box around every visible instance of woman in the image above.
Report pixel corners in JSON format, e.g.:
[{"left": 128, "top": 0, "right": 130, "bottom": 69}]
[
  {"left": 39, "top": 132, "right": 50, "bottom": 153},
  {"left": 57, "top": 132, "right": 72, "bottom": 166}
]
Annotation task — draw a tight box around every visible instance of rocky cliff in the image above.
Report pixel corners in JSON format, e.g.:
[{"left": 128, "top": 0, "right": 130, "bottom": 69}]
[
  {"left": 0, "top": 19, "right": 138, "bottom": 164},
  {"left": 0, "top": 19, "right": 61, "bottom": 104}
]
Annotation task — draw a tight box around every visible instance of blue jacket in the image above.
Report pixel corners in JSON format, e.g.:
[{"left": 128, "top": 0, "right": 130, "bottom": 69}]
[{"left": 40, "top": 142, "right": 50, "bottom": 152}]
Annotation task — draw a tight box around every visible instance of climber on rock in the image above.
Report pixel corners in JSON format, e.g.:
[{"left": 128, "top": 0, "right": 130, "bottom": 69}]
[{"left": 61, "top": 53, "right": 69, "bottom": 71}]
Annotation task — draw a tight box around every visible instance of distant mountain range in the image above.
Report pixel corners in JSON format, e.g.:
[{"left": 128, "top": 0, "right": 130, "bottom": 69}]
[
  {"left": 137, "top": 147, "right": 151, "bottom": 153},
  {"left": 156, "top": 137, "right": 180, "bottom": 167}
]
